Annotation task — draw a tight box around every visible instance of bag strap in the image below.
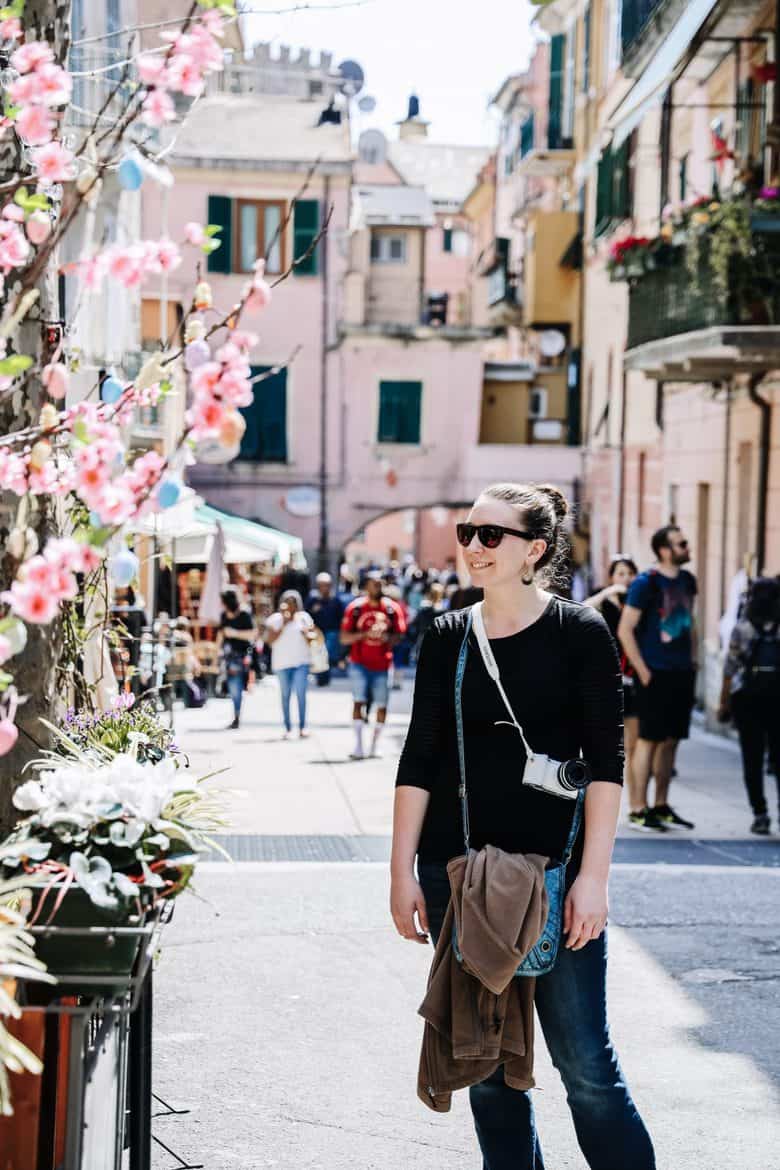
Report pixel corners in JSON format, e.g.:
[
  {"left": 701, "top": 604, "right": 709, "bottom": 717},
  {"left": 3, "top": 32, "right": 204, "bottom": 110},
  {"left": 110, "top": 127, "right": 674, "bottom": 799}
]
[
  {"left": 472, "top": 602, "right": 536, "bottom": 760},
  {"left": 455, "top": 607, "right": 584, "bottom": 857}
]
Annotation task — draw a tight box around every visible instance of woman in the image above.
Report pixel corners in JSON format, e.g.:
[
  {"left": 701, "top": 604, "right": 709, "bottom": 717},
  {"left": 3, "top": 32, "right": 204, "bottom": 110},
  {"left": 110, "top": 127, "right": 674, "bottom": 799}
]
[
  {"left": 217, "top": 590, "right": 256, "bottom": 730},
  {"left": 390, "top": 482, "right": 654, "bottom": 1170},
  {"left": 585, "top": 557, "right": 642, "bottom": 828},
  {"left": 718, "top": 575, "right": 780, "bottom": 834},
  {"left": 409, "top": 581, "right": 448, "bottom": 665},
  {"left": 264, "top": 590, "right": 316, "bottom": 739}
]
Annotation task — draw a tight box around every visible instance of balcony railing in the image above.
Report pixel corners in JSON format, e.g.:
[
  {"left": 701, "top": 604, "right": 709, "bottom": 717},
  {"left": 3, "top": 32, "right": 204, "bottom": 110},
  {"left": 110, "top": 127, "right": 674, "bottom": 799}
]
[
  {"left": 626, "top": 234, "right": 780, "bottom": 351},
  {"left": 620, "top": 0, "right": 667, "bottom": 59}
]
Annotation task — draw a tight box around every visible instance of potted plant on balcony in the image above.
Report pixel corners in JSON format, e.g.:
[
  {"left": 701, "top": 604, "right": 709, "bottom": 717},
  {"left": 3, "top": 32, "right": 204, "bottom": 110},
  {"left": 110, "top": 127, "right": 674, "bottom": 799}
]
[
  {"left": 0, "top": 700, "right": 226, "bottom": 986},
  {"left": 751, "top": 184, "right": 780, "bottom": 233},
  {"left": 607, "top": 235, "right": 654, "bottom": 281}
]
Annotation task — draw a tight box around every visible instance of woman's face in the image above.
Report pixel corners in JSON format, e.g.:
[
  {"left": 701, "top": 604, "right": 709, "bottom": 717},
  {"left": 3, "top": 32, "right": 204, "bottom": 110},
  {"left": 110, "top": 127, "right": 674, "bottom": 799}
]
[
  {"left": 610, "top": 561, "right": 636, "bottom": 589},
  {"left": 463, "top": 496, "right": 546, "bottom": 588},
  {"left": 280, "top": 599, "right": 296, "bottom": 621}
]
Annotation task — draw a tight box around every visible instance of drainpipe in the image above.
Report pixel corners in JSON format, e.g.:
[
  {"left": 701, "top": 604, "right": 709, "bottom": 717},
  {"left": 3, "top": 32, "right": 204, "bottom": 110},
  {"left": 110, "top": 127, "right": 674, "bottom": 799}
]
[
  {"left": 617, "top": 368, "right": 627, "bottom": 549},
  {"left": 748, "top": 372, "right": 771, "bottom": 574},
  {"left": 719, "top": 381, "right": 733, "bottom": 613},
  {"left": 318, "top": 175, "right": 331, "bottom": 572}
]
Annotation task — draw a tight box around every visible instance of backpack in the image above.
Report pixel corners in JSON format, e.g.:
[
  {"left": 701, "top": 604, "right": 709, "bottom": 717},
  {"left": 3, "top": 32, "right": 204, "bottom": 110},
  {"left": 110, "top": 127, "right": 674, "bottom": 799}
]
[{"left": 744, "top": 624, "right": 780, "bottom": 698}]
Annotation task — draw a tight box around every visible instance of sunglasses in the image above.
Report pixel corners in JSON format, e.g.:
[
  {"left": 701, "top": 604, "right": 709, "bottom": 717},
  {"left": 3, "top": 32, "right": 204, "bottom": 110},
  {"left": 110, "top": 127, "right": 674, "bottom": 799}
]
[{"left": 456, "top": 522, "right": 533, "bottom": 549}]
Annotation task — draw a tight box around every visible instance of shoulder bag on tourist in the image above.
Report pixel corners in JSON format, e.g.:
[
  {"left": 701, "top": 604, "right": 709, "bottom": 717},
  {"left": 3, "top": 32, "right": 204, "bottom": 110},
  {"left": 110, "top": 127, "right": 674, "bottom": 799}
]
[{"left": 453, "top": 603, "right": 588, "bottom": 977}]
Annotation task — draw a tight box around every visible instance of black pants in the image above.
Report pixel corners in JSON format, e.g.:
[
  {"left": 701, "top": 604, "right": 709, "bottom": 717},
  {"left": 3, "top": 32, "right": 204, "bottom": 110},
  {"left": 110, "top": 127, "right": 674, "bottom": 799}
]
[{"left": 732, "top": 690, "right": 780, "bottom": 815}]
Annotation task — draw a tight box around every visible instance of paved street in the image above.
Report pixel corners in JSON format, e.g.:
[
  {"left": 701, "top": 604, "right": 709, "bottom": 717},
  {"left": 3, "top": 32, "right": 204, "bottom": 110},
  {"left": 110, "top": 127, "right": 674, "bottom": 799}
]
[{"left": 151, "top": 674, "right": 780, "bottom": 1170}]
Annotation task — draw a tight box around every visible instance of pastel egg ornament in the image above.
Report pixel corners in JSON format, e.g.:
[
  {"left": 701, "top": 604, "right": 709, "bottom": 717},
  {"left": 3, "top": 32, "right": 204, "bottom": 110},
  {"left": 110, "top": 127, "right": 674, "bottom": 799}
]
[
  {"left": 41, "top": 361, "right": 70, "bottom": 400},
  {"left": 0, "top": 718, "right": 18, "bottom": 757},
  {"left": 100, "top": 373, "right": 124, "bottom": 404},
  {"left": 110, "top": 547, "right": 139, "bottom": 588},
  {"left": 2, "top": 619, "right": 27, "bottom": 658},
  {"left": 184, "top": 338, "right": 210, "bottom": 372},
  {"left": 118, "top": 153, "right": 144, "bottom": 191},
  {"left": 26, "top": 209, "right": 52, "bottom": 245},
  {"left": 156, "top": 478, "right": 181, "bottom": 509}
]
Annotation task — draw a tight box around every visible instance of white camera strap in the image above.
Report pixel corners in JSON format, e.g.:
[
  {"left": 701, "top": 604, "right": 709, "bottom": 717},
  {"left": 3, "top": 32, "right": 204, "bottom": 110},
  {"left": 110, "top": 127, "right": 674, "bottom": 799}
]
[{"left": 471, "top": 602, "right": 536, "bottom": 761}]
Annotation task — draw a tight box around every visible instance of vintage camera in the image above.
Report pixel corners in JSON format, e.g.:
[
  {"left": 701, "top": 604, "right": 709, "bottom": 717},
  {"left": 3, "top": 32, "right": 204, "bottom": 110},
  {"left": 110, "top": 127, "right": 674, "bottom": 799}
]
[{"left": 522, "top": 755, "right": 592, "bottom": 801}]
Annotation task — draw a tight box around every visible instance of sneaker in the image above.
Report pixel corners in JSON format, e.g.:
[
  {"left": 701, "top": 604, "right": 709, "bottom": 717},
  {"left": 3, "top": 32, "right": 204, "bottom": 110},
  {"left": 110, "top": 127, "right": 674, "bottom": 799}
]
[
  {"left": 227, "top": 717, "right": 239, "bottom": 730},
  {"left": 627, "top": 808, "right": 668, "bottom": 833},
  {"left": 349, "top": 749, "right": 364, "bottom": 760},
  {"left": 653, "top": 803, "right": 695, "bottom": 830},
  {"left": 751, "top": 813, "right": 771, "bottom": 835}
]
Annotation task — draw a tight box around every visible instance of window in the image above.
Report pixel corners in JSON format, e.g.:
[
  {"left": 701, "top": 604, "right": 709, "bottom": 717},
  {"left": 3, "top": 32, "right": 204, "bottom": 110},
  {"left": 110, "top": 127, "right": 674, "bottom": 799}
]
[
  {"left": 292, "top": 199, "right": 320, "bottom": 275},
  {"left": 668, "top": 483, "right": 679, "bottom": 525},
  {"left": 520, "top": 113, "right": 535, "bottom": 158},
  {"left": 377, "top": 381, "right": 422, "bottom": 444},
  {"left": 594, "top": 140, "right": 632, "bottom": 236},
  {"left": 548, "top": 34, "right": 565, "bottom": 149},
  {"left": 370, "top": 233, "right": 407, "bottom": 263},
  {"left": 529, "top": 387, "right": 548, "bottom": 419},
  {"left": 238, "top": 366, "right": 288, "bottom": 462},
  {"left": 679, "top": 154, "right": 688, "bottom": 202},
  {"left": 442, "top": 226, "right": 453, "bottom": 253},
  {"left": 235, "top": 199, "right": 285, "bottom": 274}
]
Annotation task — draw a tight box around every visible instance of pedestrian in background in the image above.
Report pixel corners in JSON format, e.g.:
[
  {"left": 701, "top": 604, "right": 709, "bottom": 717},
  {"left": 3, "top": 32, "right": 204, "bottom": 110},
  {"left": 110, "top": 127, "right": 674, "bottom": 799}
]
[
  {"left": 586, "top": 557, "right": 640, "bottom": 821},
  {"left": 391, "top": 481, "right": 654, "bottom": 1170},
  {"left": 718, "top": 575, "right": 780, "bottom": 834},
  {"left": 306, "top": 572, "right": 345, "bottom": 687},
  {"left": 618, "top": 526, "right": 697, "bottom": 832},
  {"left": 409, "top": 581, "right": 448, "bottom": 665},
  {"left": 341, "top": 571, "right": 406, "bottom": 759},
  {"left": 217, "top": 589, "right": 256, "bottom": 731},
  {"left": 264, "top": 590, "right": 316, "bottom": 740}
]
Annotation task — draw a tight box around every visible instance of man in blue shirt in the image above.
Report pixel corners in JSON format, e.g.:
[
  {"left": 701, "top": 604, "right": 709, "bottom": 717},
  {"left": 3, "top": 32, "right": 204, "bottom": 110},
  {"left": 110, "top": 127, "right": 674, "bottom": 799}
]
[
  {"left": 619, "top": 525, "right": 697, "bottom": 833},
  {"left": 306, "top": 573, "right": 346, "bottom": 687}
]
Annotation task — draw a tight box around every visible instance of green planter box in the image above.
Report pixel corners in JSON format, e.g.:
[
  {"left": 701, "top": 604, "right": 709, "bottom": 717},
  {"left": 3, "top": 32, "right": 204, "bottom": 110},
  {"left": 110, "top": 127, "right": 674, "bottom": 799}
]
[{"left": 31, "top": 887, "right": 145, "bottom": 989}]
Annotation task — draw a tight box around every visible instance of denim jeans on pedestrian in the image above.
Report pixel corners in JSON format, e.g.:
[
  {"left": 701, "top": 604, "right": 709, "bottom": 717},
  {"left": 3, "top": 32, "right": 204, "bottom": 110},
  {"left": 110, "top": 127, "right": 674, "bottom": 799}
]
[
  {"left": 277, "top": 663, "right": 309, "bottom": 732},
  {"left": 418, "top": 862, "right": 656, "bottom": 1170},
  {"left": 226, "top": 667, "right": 246, "bottom": 719}
]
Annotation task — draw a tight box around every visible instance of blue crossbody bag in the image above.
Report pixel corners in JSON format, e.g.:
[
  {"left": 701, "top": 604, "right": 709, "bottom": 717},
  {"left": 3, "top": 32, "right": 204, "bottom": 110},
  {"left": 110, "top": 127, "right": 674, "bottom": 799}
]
[{"left": 453, "top": 606, "right": 584, "bottom": 977}]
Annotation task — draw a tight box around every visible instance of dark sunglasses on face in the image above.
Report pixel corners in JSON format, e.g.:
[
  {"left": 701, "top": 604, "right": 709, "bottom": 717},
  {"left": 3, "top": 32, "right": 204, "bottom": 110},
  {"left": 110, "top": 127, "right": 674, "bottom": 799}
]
[{"left": 456, "top": 522, "right": 534, "bottom": 549}]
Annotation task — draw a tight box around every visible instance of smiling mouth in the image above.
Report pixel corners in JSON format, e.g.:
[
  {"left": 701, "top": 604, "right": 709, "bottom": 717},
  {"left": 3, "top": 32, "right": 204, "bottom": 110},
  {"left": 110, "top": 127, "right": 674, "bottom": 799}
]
[{"left": 469, "top": 561, "right": 493, "bottom": 570}]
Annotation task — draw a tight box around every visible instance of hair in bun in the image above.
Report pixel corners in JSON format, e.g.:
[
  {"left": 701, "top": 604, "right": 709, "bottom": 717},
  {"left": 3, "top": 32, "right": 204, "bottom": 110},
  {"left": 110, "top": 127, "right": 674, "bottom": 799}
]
[{"left": 480, "top": 481, "right": 572, "bottom": 588}]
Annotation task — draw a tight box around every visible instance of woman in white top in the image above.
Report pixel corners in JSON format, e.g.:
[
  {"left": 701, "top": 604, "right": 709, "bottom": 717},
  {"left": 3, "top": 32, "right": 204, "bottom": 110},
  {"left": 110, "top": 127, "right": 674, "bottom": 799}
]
[{"left": 264, "top": 590, "right": 316, "bottom": 738}]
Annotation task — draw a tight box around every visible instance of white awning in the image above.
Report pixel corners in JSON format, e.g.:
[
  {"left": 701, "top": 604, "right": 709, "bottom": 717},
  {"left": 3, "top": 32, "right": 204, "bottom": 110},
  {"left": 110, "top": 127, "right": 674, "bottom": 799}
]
[{"left": 607, "top": 0, "right": 720, "bottom": 149}]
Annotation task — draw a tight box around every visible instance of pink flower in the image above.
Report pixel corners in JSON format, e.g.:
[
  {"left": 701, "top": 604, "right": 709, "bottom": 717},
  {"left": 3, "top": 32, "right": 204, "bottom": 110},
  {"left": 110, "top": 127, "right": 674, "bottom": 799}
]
[
  {"left": 15, "top": 104, "right": 54, "bottom": 144},
  {"left": 192, "top": 397, "right": 226, "bottom": 434},
  {"left": 32, "top": 141, "right": 76, "bottom": 184},
  {"left": 168, "top": 53, "right": 203, "bottom": 97},
  {"left": 91, "top": 481, "right": 136, "bottom": 525},
  {"left": 231, "top": 330, "right": 258, "bottom": 353},
  {"left": 141, "top": 88, "right": 175, "bottom": 128},
  {"left": 35, "top": 62, "right": 72, "bottom": 108},
  {"left": 155, "top": 238, "right": 181, "bottom": 272},
  {"left": 217, "top": 368, "right": 252, "bottom": 409},
  {"left": 137, "top": 53, "right": 168, "bottom": 87},
  {"left": 79, "top": 255, "right": 105, "bottom": 291},
  {"left": 245, "top": 278, "right": 272, "bottom": 313},
  {"left": 0, "top": 18, "right": 22, "bottom": 42},
  {"left": 42, "top": 537, "right": 80, "bottom": 572},
  {"left": 10, "top": 41, "right": 54, "bottom": 74},
  {"left": 76, "top": 544, "right": 105, "bottom": 574},
  {"left": 184, "top": 222, "right": 206, "bottom": 247},
  {"left": 3, "top": 580, "right": 60, "bottom": 624},
  {"left": 0, "top": 221, "right": 30, "bottom": 272},
  {"left": 8, "top": 73, "right": 39, "bottom": 104},
  {"left": 191, "top": 361, "right": 222, "bottom": 399},
  {"left": 107, "top": 245, "right": 147, "bottom": 288},
  {"left": 2, "top": 204, "right": 24, "bottom": 223}
]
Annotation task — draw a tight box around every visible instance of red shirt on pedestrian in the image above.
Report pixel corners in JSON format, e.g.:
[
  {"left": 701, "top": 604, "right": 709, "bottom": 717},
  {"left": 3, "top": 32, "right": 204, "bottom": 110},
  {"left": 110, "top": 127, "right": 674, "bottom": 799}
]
[{"left": 341, "top": 595, "right": 407, "bottom": 672}]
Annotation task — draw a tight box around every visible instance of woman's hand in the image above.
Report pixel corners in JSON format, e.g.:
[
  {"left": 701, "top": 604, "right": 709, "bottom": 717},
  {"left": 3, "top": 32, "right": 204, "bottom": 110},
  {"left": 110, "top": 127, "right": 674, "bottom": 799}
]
[
  {"left": 563, "top": 872, "right": 608, "bottom": 951},
  {"left": 390, "top": 872, "right": 429, "bottom": 944}
]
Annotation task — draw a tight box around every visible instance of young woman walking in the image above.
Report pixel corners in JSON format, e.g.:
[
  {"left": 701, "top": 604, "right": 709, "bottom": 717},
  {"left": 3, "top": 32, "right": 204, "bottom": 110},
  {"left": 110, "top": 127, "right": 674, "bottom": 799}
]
[
  {"left": 264, "top": 590, "right": 316, "bottom": 739},
  {"left": 391, "top": 482, "right": 655, "bottom": 1170},
  {"left": 585, "top": 557, "right": 642, "bottom": 827}
]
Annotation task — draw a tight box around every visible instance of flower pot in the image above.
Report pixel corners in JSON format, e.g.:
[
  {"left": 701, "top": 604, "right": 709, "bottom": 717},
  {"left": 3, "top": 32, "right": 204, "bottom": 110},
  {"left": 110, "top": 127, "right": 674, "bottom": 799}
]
[
  {"left": 30, "top": 887, "right": 145, "bottom": 989},
  {"left": 749, "top": 213, "right": 780, "bottom": 233}
]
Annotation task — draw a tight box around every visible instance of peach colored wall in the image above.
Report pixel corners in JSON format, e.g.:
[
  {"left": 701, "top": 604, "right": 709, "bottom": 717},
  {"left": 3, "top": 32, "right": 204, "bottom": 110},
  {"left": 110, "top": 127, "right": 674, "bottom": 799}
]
[{"left": 425, "top": 213, "right": 473, "bottom": 326}]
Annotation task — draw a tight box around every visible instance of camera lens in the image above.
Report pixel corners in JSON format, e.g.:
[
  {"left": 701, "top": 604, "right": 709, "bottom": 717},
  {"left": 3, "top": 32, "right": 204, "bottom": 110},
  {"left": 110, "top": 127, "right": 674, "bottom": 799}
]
[{"left": 556, "top": 759, "right": 592, "bottom": 791}]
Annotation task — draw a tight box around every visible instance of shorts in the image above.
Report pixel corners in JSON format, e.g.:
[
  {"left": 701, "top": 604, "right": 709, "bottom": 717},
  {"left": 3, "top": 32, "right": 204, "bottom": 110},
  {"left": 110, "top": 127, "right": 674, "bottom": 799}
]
[
  {"left": 623, "top": 680, "right": 637, "bottom": 720},
  {"left": 350, "top": 663, "right": 389, "bottom": 708},
  {"left": 634, "top": 669, "right": 696, "bottom": 742}
]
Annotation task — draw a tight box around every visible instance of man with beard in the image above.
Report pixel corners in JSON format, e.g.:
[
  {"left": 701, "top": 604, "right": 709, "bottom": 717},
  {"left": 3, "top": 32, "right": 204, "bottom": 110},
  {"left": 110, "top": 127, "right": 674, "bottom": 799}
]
[{"left": 619, "top": 525, "right": 697, "bottom": 832}]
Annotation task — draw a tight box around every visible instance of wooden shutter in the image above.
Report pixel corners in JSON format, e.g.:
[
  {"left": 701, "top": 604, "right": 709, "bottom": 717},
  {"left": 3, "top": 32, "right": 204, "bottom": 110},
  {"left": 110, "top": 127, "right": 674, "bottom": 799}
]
[
  {"left": 293, "top": 199, "right": 320, "bottom": 276},
  {"left": 207, "top": 194, "right": 232, "bottom": 274},
  {"left": 442, "top": 227, "right": 453, "bottom": 253},
  {"left": 548, "top": 34, "right": 565, "bottom": 150},
  {"left": 594, "top": 149, "right": 613, "bottom": 236},
  {"left": 612, "top": 140, "right": 631, "bottom": 221},
  {"left": 378, "top": 381, "right": 422, "bottom": 444},
  {"left": 239, "top": 367, "right": 288, "bottom": 462}
]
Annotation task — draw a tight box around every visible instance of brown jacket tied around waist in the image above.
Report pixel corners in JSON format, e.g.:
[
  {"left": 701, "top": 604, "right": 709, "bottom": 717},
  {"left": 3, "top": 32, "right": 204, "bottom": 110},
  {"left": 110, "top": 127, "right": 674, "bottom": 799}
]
[{"left": 417, "top": 846, "right": 549, "bottom": 1112}]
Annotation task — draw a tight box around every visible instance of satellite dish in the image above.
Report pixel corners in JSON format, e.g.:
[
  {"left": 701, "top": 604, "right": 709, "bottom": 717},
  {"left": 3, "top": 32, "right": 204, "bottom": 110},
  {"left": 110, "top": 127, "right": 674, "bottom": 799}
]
[
  {"left": 358, "top": 94, "right": 377, "bottom": 113},
  {"left": 358, "top": 128, "right": 387, "bottom": 165},
  {"left": 539, "top": 329, "right": 567, "bottom": 358},
  {"left": 338, "top": 59, "right": 365, "bottom": 96}
]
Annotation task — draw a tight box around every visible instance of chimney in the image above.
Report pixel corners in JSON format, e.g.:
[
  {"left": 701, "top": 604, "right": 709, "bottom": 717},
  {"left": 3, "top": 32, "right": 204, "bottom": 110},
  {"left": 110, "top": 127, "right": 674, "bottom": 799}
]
[{"left": 398, "top": 93, "right": 429, "bottom": 140}]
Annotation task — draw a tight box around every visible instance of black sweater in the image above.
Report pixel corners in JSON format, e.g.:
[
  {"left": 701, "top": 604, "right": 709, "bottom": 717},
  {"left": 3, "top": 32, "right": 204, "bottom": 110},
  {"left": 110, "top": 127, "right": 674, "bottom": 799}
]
[{"left": 395, "top": 598, "right": 624, "bottom": 867}]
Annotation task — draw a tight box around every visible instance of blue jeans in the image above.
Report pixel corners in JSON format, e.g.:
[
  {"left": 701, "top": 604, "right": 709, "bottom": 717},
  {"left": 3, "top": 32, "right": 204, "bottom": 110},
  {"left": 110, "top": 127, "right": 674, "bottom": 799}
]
[
  {"left": 418, "top": 863, "right": 655, "bottom": 1170},
  {"left": 226, "top": 666, "right": 246, "bottom": 718},
  {"left": 277, "top": 663, "right": 309, "bottom": 732}
]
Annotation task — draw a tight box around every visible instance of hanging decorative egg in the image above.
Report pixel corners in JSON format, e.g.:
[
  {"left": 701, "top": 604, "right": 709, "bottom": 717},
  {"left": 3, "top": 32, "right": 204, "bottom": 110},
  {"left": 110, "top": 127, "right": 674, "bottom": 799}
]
[
  {"left": 26, "top": 209, "right": 51, "bottom": 245},
  {"left": 2, "top": 619, "right": 27, "bottom": 657},
  {"left": 101, "top": 374, "right": 124, "bottom": 404},
  {"left": 29, "top": 439, "right": 51, "bottom": 470},
  {"left": 184, "top": 315, "right": 206, "bottom": 344},
  {"left": 39, "top": 403, "right": 59, "bottom": 430},
  {"left": 156, "top": 478, "right": 181, "bottom": 509},
  {"left": 110, "top": 547, "right": 139, "bottom": 587},
  {"left": 184, "top": 338, "right": 211, "bottom": 372},
  {"left": 219, "top": 410, "right": 246, "bottom": 447},
  {"left": 0, "top": 718, "right": 18, "bottom": 757},
  {"left": 194, "top": 280, "right": 212, "bottom": 311},
  {"left": 118, "top": 153, "right": 144, "bottom": 191},
  {"left": 42, "top": 361, "right": 70, "bottom": 400}
]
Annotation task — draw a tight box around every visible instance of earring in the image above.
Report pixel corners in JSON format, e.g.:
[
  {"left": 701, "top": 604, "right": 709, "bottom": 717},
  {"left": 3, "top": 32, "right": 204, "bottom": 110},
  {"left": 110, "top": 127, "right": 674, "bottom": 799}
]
[{"left": 521, "top": 564, "right": 535, "bottom": 586}]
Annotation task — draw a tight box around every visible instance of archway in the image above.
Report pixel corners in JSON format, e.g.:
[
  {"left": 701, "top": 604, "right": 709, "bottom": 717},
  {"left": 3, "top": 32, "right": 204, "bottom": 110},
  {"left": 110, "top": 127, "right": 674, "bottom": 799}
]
[{"left": 343, "top": 502, "right": 472, "bottom": 576}]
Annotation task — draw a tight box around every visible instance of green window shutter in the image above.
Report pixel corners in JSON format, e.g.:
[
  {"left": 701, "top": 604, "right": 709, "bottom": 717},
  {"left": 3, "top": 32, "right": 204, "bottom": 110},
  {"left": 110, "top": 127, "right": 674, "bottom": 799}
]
[
  {"left": 207, "top": 194, "right": 232, "bottom": 274},
  {"left": 594, "top": 149, "right": 612, "bottom": 236},
  {"left": 378, "top": 381, "right": 422, "bottom": 444},
  {"left": 612, "top": 140, "right": 631, "bottom": 221},
  {"left": 293, "top": 199, "right": 320, "bottom": 276},
  {"left": 548, "top": 34, "right": 565, "bottom": 150},
  {"left": 239, "top": 367, "right": 288, "bottom": 462},
  {"left": 443, "top": 227, "right": 453, "bottom": 253}
]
